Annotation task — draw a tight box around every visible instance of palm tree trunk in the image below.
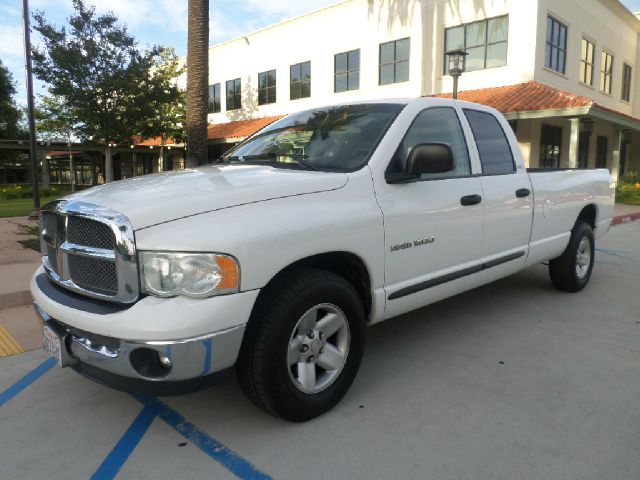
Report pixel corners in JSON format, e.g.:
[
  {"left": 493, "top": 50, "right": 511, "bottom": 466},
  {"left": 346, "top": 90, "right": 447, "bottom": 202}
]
[{"left": 186, "top": 0, "right": 209, "bottom": 168}]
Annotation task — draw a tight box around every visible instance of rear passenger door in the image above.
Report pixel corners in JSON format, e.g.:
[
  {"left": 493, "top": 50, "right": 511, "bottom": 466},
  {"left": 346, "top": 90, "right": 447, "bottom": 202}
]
[{"left": 462, "top": 108, "right": 533, "bottom": 268}]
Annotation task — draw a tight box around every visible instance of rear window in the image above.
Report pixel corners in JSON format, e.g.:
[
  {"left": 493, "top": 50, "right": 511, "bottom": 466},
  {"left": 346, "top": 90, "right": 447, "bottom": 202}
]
[{"left": 463, "top": 109, "right": 515, "bottom": 175}]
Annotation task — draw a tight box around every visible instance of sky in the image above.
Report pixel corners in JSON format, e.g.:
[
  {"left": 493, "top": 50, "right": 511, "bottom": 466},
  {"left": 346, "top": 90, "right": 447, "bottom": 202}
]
[{"left": 1, "top": 0, "right": 640, "bottom": 106}]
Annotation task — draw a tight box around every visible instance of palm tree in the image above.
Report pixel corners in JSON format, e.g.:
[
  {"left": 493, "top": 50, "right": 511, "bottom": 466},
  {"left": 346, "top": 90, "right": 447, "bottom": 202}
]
[{"left": 186, "top": 0, "right": 209, "bottom": 168}]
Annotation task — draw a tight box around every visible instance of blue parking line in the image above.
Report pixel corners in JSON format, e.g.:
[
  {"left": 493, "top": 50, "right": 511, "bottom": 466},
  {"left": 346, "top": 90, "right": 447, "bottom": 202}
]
[
  {"left": 91, "top": 405, "right": 157, "bottom": 480},
  {"left": 134, "top": 395, "right": 273, "bottom": 480},
  {"left": 0, "top": 357, "right": 56, "bottom": 407}
]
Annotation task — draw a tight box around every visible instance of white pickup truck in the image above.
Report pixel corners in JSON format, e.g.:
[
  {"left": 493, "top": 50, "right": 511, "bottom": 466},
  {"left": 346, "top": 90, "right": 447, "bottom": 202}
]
[{"left": 32, "top": 98, "right": 614, "bottom": 421}]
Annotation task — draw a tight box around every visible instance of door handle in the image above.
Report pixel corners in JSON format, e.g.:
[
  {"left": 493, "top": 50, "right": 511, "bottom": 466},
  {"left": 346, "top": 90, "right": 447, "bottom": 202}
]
[
  {"left": 516, "top": 188, "right": 531, "bottom": 198},
  {"left": 460, "top": 194, "right": 482, "bottom": 206}
]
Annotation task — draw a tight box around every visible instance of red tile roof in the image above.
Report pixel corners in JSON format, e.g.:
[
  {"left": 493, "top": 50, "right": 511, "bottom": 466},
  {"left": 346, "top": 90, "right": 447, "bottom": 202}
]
[
  {"left": 207, "top": 115, "right": 284, "bottom": 141},
  {"left": 434, "top": 81, "right": 640, "bottom": 125}
]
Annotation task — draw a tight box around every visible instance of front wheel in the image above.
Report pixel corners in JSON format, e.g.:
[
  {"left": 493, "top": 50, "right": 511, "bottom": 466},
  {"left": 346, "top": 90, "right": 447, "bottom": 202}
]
[
  {"left": 549, "top": 222, "right": 595, "bottom": 292},
  {"left": 236, "top": 268, "right": 366, "bottom": 422}
]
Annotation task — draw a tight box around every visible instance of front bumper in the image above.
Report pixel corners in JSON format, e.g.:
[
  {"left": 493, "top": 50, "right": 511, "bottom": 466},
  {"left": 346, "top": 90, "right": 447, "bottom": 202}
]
[
  {"left": 36, "top": 306, "right": 246, "bottom": 394},
  {"left": 31, "top": 267, "right": 259, "bottom": 394}
]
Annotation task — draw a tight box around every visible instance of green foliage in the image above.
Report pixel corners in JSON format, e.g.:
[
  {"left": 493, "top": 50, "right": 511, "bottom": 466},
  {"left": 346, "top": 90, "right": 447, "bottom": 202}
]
[
  {"left": 0, "top": 184, "right": 64, "bottom": 200},
  {"left": 138, "top": 48, "right": 186, "bottom": 146},
  {"left": 31, "top": 0, "right": 176, "bottom": 147},
  {"left": 616, "top": 171, "right": 640, "bottom": 206},
  {"left": 35, "top": 94, "right": 78, "bottom": 143},
  {"left": 0, "top": 59, "right": 23, "bottom": 140}
]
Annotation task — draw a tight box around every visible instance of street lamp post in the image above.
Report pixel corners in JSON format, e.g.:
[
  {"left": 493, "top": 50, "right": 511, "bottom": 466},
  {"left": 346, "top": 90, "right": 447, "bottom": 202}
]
[{"left": 446, "top": 49, "right": 468, "bottom": 100}]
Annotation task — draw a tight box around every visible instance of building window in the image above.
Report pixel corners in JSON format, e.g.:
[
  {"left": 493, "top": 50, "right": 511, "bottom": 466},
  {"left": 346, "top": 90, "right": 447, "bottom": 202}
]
[
  {"left": 226, "top": 78, "right": 241, "bottom": 111},
  {"left": 335, "top": 49, "right": 360, "bottom": 93},
  {"left": 379, "top": 38, "right": 410, "bottom": 85},
  {"left": 444, "top": 16, "right": 508, "bottom": 73},
  {"left": 290, "top": 61, "right": 311, "bottom": 100},
  {"left": 258, "top": 70, "right": 276, "bottom": 105},
  {"left": 545, "top": 16, "right": 567, "bottom": 74},
  {"left": 540, "top": 124, "right": 563, "bottom": 168},
  {"left": 596, "top": 136, "right": 608, "bottom": 168},
  {"left": 622, "top": 63, "right": 632, "bottom": 102},
  {"left": 580, "top": 38, "right": 595, "bottom": 86},
  {"left": 601, "top": 52, "right": 614, "bottom": 94},
  {"left": 208, "top": 83, "right": 220, "bottom": 113}
]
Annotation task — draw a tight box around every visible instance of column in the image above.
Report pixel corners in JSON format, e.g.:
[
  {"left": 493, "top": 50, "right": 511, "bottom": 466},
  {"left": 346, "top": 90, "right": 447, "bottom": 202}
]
[
  {"left": 611, "top": 126, "right": 623, "bottom": 184},
  {"left": 567, "top": 118, "right": 580, "bottom": 168}
]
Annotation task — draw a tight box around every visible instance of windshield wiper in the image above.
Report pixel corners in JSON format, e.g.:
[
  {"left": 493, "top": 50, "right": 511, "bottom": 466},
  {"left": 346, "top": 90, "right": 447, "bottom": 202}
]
[{"left": 231, "top": 153, "right": 319, "bottom": 171}]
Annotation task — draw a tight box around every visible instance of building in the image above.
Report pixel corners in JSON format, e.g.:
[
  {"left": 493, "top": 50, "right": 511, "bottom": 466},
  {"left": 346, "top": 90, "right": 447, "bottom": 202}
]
[{"left": 200, "top": 0, "right": 640, "bottom": 179}]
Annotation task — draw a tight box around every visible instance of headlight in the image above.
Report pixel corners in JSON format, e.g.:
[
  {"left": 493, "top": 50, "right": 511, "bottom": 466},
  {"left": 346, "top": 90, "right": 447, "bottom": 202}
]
[{"left": 139, "top": 252, "right": 239, "bottom": 298}]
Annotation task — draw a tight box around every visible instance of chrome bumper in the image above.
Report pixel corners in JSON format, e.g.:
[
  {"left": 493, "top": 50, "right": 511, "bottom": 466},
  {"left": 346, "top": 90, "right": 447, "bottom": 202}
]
[{"left": 35, "top": 304, "right": 245, "bottom": 383}]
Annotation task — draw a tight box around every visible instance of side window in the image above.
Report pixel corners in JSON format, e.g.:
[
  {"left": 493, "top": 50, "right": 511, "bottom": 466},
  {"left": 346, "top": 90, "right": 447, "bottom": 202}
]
[
  {"left": 463, "top": 109, "right": 515, "bottom": 175},
  {"left": 388, "top": 107, "right": 471, "bottom": 180}
]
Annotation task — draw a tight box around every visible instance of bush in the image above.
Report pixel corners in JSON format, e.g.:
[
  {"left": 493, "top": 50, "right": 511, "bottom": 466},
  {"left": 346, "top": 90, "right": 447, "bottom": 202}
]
[
  {"left": 0, "top": 184, "right": 65, "bottom": 201},
  {"left": 616, "top": 173, "right": 640, "bottom": 206},
  {"left": 620, "top": 171, "right": 640, "bottom": 185}
]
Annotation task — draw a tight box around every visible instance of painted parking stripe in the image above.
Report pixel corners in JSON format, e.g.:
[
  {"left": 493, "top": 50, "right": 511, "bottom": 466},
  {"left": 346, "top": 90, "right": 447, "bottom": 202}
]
[
  {"left": 91, "top": 405, "right": 157, "bottom": 480},
  {"left": 134, "top": 395, "right": 273, "bottom": 480},
  {"left": 0, "top": 357, "right": 55, "bottom": 407}
]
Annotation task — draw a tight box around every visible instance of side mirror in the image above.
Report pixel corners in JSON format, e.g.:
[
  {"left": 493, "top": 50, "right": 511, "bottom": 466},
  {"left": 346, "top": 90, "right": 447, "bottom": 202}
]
[{"left": 406, "top": 143, "right": 455, "bottom": 176}]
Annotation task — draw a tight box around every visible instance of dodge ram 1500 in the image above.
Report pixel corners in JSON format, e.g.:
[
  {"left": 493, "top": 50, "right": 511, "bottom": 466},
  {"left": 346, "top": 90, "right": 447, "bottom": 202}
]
[{"left": 32, "top": 98, "right": 615, "bottom": 421}]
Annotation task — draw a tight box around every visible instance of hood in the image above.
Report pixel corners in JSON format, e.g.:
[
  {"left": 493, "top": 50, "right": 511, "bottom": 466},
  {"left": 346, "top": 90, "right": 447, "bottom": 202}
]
[{"left": 66, "top": 164, "right": 349, "bottom": 229}]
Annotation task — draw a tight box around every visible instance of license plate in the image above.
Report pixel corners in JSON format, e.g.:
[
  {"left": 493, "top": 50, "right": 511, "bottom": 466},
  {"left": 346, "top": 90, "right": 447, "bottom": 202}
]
[{"left": 43, "top": 324, "right": 63, "bottom": 367}]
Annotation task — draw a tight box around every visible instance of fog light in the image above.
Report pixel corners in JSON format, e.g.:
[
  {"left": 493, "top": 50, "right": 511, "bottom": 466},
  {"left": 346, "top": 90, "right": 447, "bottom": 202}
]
[{"left": 158, "top": 353, "right": 172, "bottom": 369}]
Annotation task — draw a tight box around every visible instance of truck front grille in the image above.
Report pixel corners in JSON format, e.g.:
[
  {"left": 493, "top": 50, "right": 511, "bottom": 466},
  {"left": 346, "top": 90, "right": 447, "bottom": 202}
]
[
  {"left": 68, "top": 255, "right": 119, "bottom": 295},
  {"left": 40, "top": 201, "right": 139, "bottom": 304}
]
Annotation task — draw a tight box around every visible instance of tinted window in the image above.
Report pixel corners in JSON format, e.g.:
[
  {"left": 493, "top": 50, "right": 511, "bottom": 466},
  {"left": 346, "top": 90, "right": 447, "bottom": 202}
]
[
  {"left": 388, "top": 107, "right": 471, "bottom": 180},
  {"left": 464, "top": 109, "right": 515, "bottom": 175},
  {"left": 224, "top": 104, "right": 404, "bottom": 173}
]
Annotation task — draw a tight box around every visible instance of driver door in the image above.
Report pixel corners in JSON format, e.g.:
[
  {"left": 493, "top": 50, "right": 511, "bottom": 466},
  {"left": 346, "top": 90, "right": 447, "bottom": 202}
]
[{"left": 374, "top": 106, "right": 485, "bottom": 317}]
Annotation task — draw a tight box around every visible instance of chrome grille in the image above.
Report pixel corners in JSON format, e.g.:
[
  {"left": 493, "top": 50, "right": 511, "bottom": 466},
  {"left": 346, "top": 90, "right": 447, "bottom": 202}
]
[
  {"left": 40, "top": 200, "right": 139, "bottom": 304},
  {"left": 67, "top": 216, "right": 115, "bottom": 250},
  {"left": 68, "top": 255, "right": 118, "bottom": 295}
]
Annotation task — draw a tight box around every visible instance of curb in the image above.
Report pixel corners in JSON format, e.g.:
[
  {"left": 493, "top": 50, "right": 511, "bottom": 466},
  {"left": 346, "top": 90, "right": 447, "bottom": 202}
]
[
  {"left": 612, "top": 211, "right": 640, "bottom": 226},
  {"left": 0, "top": 291, "right": 32, "bottom": 310}
]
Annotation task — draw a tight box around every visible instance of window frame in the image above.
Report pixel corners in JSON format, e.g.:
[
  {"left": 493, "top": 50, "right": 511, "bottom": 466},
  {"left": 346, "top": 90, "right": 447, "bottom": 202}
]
[
  {"left": 463, "top": 108, "right": 516, "bottom": 176},
  {"left": 580, "top": 38, "right": 595, "bottom": 86},
  {"left": 257, "top": 69, "right": 277, "bottom": 106},
  {"left": 444, "top": 15, "right": 509, "bottom": 74},
  {"left": 385, "top": 106, "right": 474, "bottom": 183},
  {"left": 601, "top": 51, "right": 614, "bottom": 95},
  {"left": 334, "top": 49, "right": 360, "bottom": 93},
  {"left": 225, "top": 78, "right": 242, "bottom": 111},
  {"left": 290, "top": 61, "right": 311, "bottom": 101},
  {"left": 545, "top": 15, "right": 568, "bottom": 74},
  {"left": 622, "top": 63, "right": 632, "bottom": 102},
  {"left": 208, "top": 83, "right": 221, "bottom": 113},
  {"left": 379, "top": 37, "right": 410, "bottom": 86}
]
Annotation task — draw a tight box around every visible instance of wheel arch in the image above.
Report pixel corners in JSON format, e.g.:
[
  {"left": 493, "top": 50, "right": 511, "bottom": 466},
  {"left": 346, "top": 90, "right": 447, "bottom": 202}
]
[
  {"left": 256, "top": 251, "right": 373, "bottom": 320},
  {"left": 576, "top": 204, "right": 597, "bottom": 230}
]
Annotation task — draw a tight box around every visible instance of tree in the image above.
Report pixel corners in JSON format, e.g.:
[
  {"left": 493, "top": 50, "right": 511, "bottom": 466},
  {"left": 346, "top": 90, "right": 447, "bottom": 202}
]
[
  {"left": 186, "top": 0, "right": 209, "bottom": 168},
  {"left": 32, "top": 0, "right": 163, "bottom": 182},
  {"left": 35, "top": 94, "right": 79, "bottom": 191},
  {"left": 0, "top": 59, "right": 22, "bottom": 140},
  {"left": 138, "top": 48, "right": 186, "bottom": 172}
]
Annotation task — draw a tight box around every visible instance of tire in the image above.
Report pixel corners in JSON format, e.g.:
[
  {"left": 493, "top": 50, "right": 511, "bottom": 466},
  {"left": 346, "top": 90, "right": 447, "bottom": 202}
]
[
  {"left": 549, "top": 221, "right": 595, "bottom": 292},
  {"left": 236, "top": 268, "right": 366, "bottom": 422}
]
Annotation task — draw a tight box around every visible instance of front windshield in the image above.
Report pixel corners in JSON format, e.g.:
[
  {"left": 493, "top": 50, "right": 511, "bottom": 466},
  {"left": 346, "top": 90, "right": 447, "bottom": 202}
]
[{"left": 221, "top": 103, "right": 405, "bottom": 172}]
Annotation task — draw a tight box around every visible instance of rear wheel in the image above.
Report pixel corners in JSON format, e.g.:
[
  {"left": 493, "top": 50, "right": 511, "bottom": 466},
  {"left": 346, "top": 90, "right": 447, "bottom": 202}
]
[
  {"left": 236, "top": 268, "right": 366, "bottom": 422},
  {"left": 549, "top": 222, "right": 595, "bottom": 292}
]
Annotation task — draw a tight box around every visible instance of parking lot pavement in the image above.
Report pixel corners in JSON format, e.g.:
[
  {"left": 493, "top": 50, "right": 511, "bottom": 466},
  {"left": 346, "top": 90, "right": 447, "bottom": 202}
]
[{"left": 1, "top": 222, "right": 639, "bottom": 480}]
